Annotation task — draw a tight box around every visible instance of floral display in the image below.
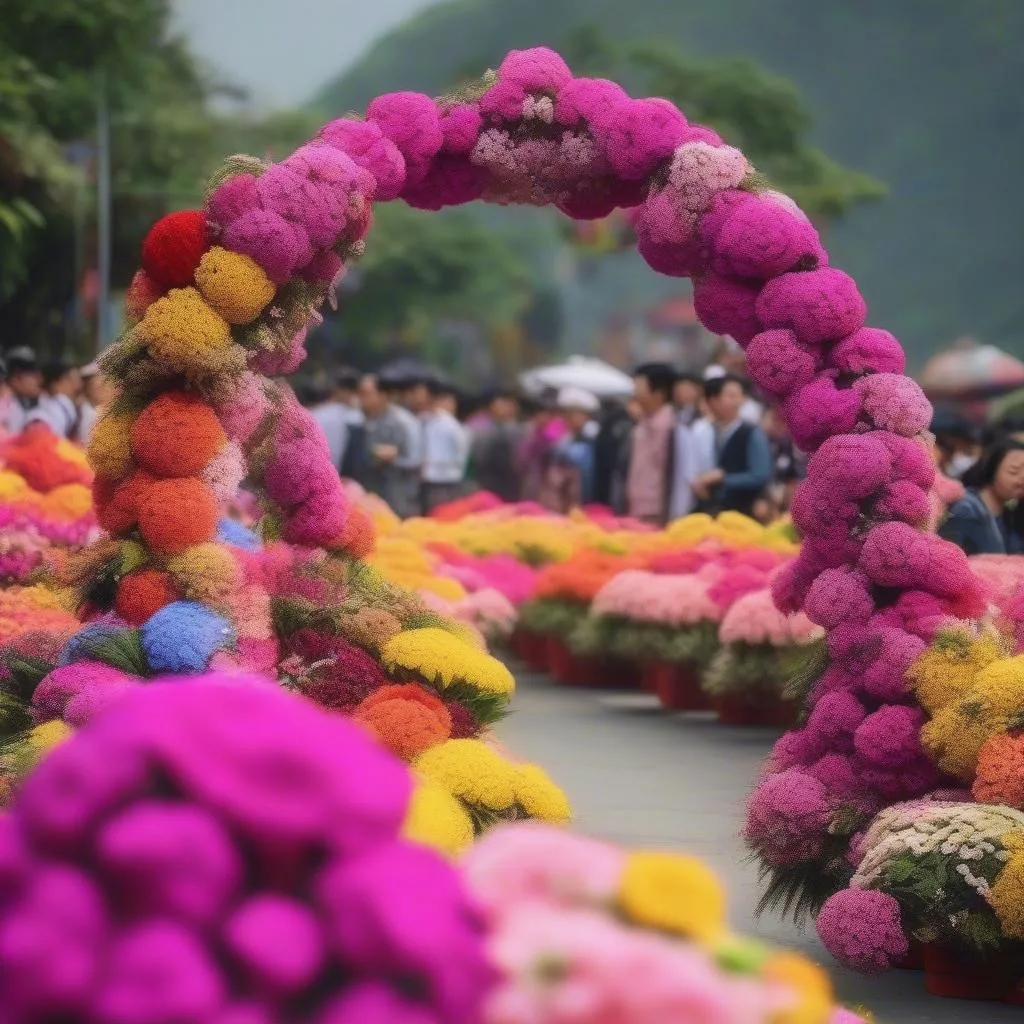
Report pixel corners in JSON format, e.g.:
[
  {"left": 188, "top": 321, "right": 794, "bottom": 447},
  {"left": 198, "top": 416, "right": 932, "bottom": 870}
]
[{"left": 463, "top": 823, "right": 869, "bottom": 1024}]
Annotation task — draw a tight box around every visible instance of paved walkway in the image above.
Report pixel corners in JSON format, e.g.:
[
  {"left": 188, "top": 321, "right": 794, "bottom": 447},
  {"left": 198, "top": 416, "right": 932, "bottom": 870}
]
[{"left": 498, "top": 668, "right": 1021, "bottom": 1024}]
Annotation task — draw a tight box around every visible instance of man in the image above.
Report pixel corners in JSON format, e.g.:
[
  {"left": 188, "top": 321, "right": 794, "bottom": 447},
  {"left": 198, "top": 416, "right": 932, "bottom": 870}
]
[
  {"left": 356, "top": 373, "right": 413, "bottom": 514},
  {"left": 673, "top": 372, "right": 703, "bottom": 427},
  {"left": 3, "top": 347, "right": 43, "bottom": 434},
  {"left": 539, "top": 387, "right": 599, "bottom": 513},
  {"left": 517, "top": 391, "right": 564, "bottom": 503},
  {"left": 380, "top": 376, "right": 424, "bottom": 515},
  {"left": 691, "top": 374, "right": 773, "bottom": 516},
  {"left": 421, "top": 379, "right": 470, "bottom": 512},
  {"left": 703, "top": 361, "right": 763, "bottom": 424},
  {"left": 28, "top": 362, "right": 82, "bottom": 438},
  {"left": 471, "top": 389, "right": 524, "bottom": 502},
  {"left": 626, "top": 362, "right": 677, "bottom": 524},
  {"left": 308, "top": 380, "right": 349, "bottom": 471},
  {"left": 78, "top": 361, "right": 116, "bottom": 444}
]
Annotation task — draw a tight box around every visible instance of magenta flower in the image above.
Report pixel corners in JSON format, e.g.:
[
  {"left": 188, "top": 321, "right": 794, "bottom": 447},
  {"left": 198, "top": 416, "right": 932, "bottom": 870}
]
[
  {"left": 745, "top": 770, "right": 831, "bottom": 864},
  {"left": 320, "top": 118, "right": 407, "bottom": 201},
  {"left": 693, "top": 273, "right": 762, "bottom": 345},
  {"left": 816, "top": 889, "right": 908, "bottom": 974},
  {"left": 755, "top": 267, "right": 866, "bottom": 345}
]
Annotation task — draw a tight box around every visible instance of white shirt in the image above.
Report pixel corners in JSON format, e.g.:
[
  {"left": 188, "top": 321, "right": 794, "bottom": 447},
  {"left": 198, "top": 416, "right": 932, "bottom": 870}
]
[
  {"left": 79, "top": 401, "right": 100, "bottom": 445},
  {"left": 422, "top": 409, "right": 468, "bottom": 484},
  {"left": 27, "top": 394, "right": 78, "bottom": 438},
  {"left": 313, "top": 401, "right": 349, "bottom": 470}
]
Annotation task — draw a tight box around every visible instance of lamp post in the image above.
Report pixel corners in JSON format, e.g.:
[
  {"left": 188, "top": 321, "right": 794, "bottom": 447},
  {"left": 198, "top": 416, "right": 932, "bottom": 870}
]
[{"left": 96, "top": 68, "right": 112, "bottom": 351}]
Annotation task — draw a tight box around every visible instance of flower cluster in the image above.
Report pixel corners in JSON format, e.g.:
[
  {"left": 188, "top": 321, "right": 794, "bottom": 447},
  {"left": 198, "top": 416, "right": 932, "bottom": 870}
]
[
  {"left": 0, "top": 679, "right": 496, "bottom": 1022},
  {"left": 463, "top": 823, "right": 865, "bottom": 1024}
]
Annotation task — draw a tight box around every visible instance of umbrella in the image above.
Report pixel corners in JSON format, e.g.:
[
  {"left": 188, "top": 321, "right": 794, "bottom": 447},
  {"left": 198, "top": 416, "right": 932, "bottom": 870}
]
[
  {"left": 921, "top": 341, "right": 1024, "bottom": 398},
  {"left": 519, "top": 357, "right": 634, "bottom": 399}
]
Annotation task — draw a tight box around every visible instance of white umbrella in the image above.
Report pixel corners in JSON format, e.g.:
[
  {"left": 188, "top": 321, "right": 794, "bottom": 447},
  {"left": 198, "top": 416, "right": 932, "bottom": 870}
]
[{"left": 519, "top": 356, "right": 634, "bottom": 399}]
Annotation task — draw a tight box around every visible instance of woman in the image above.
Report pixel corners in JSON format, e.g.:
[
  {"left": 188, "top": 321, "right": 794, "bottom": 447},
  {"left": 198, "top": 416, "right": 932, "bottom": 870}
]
[{"left": 938, "top": 439, "right": 1024, "bottom": 555}]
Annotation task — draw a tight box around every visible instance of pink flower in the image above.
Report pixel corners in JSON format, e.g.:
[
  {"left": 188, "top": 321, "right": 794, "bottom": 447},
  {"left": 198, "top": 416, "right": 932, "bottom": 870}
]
[
  {"left": 463, "top": 823, "right": 624, "bottom": 923},
  {"left": 853, "top": 705, "right": 927, "bottom": 769},
  {"left": 831, "top": 327, "right": 906, "bottom": 376},
  {"left": 756, "top": 268, "right": 866, "bottom": 345},
  {"left": 693, "top": 273, "right": 762, "bottom": 346},
  {"left": 366, "top": 92, "right": 443, "bottom": 189},
  {"left": 804, "top": 568, "right": 875, "bottom": 629},
  {"left": 816, "top": 889, "right": 908, "bottom": 974},
  {"left": 853, "top": 373, "right": 931, "bottom": 438},
  {"left": 745, "top": 770, "right": 830, "bottom": 864},
  {"left": 319, "top": 119, "right": 407, "bottom": 201},
  {"left": 667, "top": 142, "right": 748, "bottom": 214},
  {"left": 745, "top": 328, "right": 823, "bottom": 399},
  {"left": 783, "top": 373, "right": 863, "bottom": 452}
]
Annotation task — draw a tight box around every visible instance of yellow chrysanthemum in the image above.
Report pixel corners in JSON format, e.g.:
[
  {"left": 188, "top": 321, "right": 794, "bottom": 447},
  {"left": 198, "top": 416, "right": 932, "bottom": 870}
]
[
  {"left": 762, "top": 952, "right": 834, "bottom": 1024},
  {"left": 194, "top": 246, "right": 275, "bottom": 325},
  {"left": 87, "top": 410, "right": 136, "bottom": 480},
  {"left": 403, "top": 775, "right": 475, "bottom": 856},
  {"left": 972, "top": 655, "right": 1024, "bottom": 722},
  {"left": 907, "top": 630, "right": 1003, "bottom": 714},
  {"left": 920, "top": 707, "right": 991, "bottom": 782},
  {"left": 167, "top": 543, "right": 240, "bottom": 608},
  {"left": 618, "top": 850, "right": 727, "bottom": 941},
  {"left": 28, "top": 720, "right": 73, "bottom": 756},
  {"left": 137, "top": 286, "right": 234, "bottom": 377},
  {"left": 414, "top": 738, "right": 516, "bottom": 812},
  {"left": 381, "top": 627, "right": 514, "bottom": 696},
  {"left": 120, "top": 540, "right": 149, "bottom": 574},
  {"left": 989, "top": 832, "right": 1024, "bottom": 939},
  {"left": 513, "top": 763, "right": 571, "bottom": 823},
  {"left": 0, "top": 470, "right": 32, "bottom": 502}
]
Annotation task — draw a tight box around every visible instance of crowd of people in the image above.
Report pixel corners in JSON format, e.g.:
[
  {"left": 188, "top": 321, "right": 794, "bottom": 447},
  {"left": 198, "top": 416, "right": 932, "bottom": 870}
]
[
  {"left": 297, "top": 354, "right": 797, "bottom": 525},
  {"left": 0, "top": 346, "right": 114, "bottom": 443},
  {"left": 3, "top": 339, "right": 1022, "bottom": 554}
]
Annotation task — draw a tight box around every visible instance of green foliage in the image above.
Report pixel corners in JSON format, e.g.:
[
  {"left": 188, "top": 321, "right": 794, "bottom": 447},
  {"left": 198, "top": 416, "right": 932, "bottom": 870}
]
[
  {"left": 518, "top": 598, "right": 588, "bottom": 636},
  {"left": 704, "top": 643, "right": 788, "bottom": 698}
]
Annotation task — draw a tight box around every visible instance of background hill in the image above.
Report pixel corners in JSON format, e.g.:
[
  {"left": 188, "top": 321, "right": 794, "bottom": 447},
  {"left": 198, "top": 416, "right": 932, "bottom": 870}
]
[{"left": 313, "top": 0, "right": 1024, "bottom": 367}]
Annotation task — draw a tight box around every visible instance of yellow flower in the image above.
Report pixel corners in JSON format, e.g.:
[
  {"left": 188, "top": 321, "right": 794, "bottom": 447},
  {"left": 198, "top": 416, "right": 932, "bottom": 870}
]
[
  {"left": 87, "top": 410, "right": 136, "bottom": 480},
  {"left": 381, "top": 628, "right": 514, "bottom": 696},
  {"left": 762, "top": 952, "right": 833, "bottom": 1024},
  {"left": 920, "top": 707, "right": 991, "bottom": 781},
  {"left": 194, "top": 246, "right": 275, "bottom": 325},
  {"left": 514, "top": 763, "right": 572, "bottom": 823},
  {"left": 54, "top": 437, "right": 91, "bottom": 470},
  {"left": 972, "top": 655, "right": 1024, "bottom": 723},
  {"left": 989, "top": 832, "right": 1024, "bottom": 939},
  {"left": 136, "top": 287, "right": 236, "bottom": 379},
  {"left": 120, "top": 540, "right": 149, "bottom": 574},
  {"left": 29, "top": 720, "right": 72, "bottom": 757},
  {"left": 907, "top": 630, "right": 1003, "bottom": 714},
  {"left": 618, "top": 850, "right": 727, "bottom": 941},
  {"left": 0, "top": 470, "right": 31, "bottom": 502},
  {"left": 403, "top": 775, "right": 475, "bottom": 856},
  {"left": 414, "top": 739, "right": 516, "bottom": 812},
  {"left": 167, "top": 543, "right": 240, "bottom": 609}
]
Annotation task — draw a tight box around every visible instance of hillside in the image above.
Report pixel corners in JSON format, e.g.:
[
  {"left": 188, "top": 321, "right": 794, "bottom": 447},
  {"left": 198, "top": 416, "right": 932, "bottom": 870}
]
[{"left": 314, "top": 0, "right": 1024, "bottom": 366}]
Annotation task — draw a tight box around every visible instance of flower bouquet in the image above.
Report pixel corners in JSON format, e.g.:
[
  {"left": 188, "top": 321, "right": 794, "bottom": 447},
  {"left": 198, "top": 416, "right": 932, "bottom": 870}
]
[{"left": 705, "top": 588, "right": 820, "bottom": 727}]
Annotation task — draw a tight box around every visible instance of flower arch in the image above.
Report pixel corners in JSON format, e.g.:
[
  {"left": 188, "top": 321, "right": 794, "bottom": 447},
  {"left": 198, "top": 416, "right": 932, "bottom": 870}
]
[{"left": 103, "top": 46, "right": 985, "bottom": 932}]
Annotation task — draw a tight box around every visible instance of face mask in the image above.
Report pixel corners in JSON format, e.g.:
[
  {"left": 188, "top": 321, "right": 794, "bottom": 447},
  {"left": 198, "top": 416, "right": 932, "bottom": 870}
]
[{"left": 947, "top": 452, "right": 977, "bottom": 478}]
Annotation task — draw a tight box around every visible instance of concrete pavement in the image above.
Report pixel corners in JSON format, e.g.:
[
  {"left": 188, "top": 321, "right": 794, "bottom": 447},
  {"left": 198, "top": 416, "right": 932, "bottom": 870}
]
[{"left": 498, "top": 668, "right": 1020, "bottom": 1024}]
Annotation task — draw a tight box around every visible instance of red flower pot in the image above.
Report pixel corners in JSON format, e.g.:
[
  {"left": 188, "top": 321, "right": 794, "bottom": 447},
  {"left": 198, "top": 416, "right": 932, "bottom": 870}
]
[
  {"left": 513, "top": 629, "right": 549, "bottom": 673},
  {"left": 922, "top": 944, "right": 1015, "bottom": 1001},
  {"left": 547, "top": 638, "right": 625, "bottom": 688},
  {"left": 713, "top": 694, "right": 797, "bottom": 727},
  {"left": 894, "top": 938, "right": 925, "bottom": 971},
  {"left": 654, "top": 662, "right": 707, "bottom": 711},
  {"left": 640, "top": 662, "right": 660, "bottom": 693}
]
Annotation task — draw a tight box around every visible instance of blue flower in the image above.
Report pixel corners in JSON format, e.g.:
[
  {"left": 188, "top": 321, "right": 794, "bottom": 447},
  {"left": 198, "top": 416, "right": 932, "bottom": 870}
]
[
  {"left": 141, "top": 601, "right": 236, "bottom": 674},
  {"left": 217, "top": 517, "right": 260, "bottom": 551}
]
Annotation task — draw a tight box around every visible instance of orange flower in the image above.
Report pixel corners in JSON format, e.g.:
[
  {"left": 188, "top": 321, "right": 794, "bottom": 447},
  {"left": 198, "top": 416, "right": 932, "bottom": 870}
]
[
  {"left": 973, "top": 733, "right": 1024, "bottom": 809},
  {"left": 115, "top": 569, "right": 179, "bottom": 626},
  {"left": 94, "top": 469, "right": 155, "bottom": 536},
  {"left": 353, "top": 683, "right": 452, "bottom": 761},
  {"left": 331, "top": 505, "right": 376, "bottom": 560},
  {"left": 533, "top": 550, "right": 645, "bottom": 604},
  {"left": 137, "top": 477, "right": 218, "bottom": 555},
  {"left": 130, "top": 391, "right": 226, "bottom": 478}
]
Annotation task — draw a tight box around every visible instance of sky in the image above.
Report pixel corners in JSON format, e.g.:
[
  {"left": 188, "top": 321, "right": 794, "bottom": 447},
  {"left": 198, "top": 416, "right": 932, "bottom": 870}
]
[{"left": 172, "top": 0, "right": 436, "bottom": 109}]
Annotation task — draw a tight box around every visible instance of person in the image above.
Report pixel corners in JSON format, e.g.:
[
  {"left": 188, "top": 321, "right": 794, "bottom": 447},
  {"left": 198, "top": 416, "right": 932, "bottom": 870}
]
[
  {"left": 673, "top": 372, "right": 703, "bottom": 426},
  {"left": 931, "top": 412, "right": 982, "bottom": 479},
  {"left": 28, "top": 361, "right": 82, "bottom": 438},
  {"left": 471, "top": 389, "right": 524, "bottom": 502},
  {"left": 757, "top": 405, "right": 806, "bottom": 521},
  {"left": 626, "top": 363, "right": 677, "bottom": 524},
  {"left": 690, "top": 374, "right": 773, "bottom": 516},
  {"left": 3, "top": 347, "right": 43, "bottom": 434},
  {"left": 380, "top": 376, "right": 424, "bottom": 514},
  {"left": 539, "top": 387, "right": 599, "bottom": 513},
  {"left": 517, "top": 391, "right": 565, "bottom": 503},
  {"left": 593, "top": 398, "right": 636, "bottom": 513},
  {"left": 421, "top": 379, "right": 470, "bottom": 512},
  {"left": 703, "top": 357, "right": 763, "bottom": 424},
  {"left": 78, "top": 362, "right": 116, "bottom": 444},
  {"left": 939, "top": 439, "right": 1024, "bottom": 555},
  {"left": 355, "top": 373, "right": 413, "bottom": 515},
  {"left": 308, "top": 380, "right": 350, "bottom": 471}
]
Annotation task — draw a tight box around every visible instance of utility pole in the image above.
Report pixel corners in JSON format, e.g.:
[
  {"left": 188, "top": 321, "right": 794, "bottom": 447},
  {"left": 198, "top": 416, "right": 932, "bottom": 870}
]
[{"left": 96, "top": 68, "right": 112, "bottom": 352}]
